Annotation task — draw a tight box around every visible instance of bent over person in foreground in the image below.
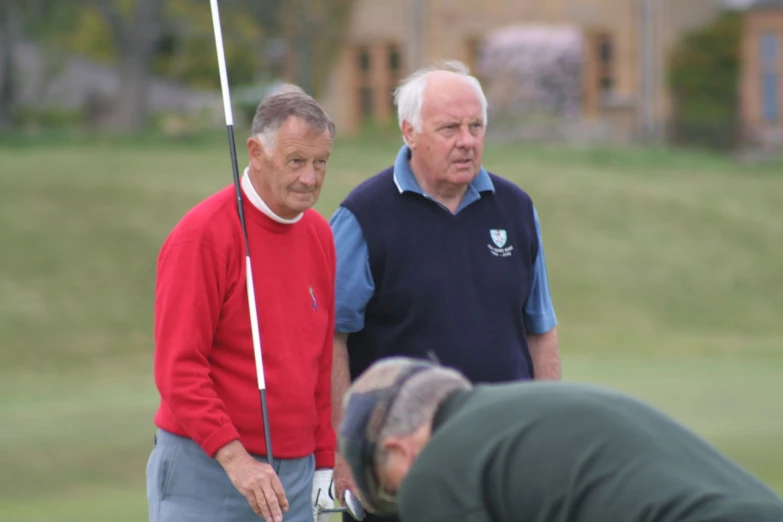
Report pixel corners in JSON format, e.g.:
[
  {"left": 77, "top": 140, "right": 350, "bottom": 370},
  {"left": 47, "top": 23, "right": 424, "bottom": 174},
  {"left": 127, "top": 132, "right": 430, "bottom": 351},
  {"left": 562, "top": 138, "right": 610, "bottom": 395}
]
[
  {"left": 147, "top": 86, "right": 338, "bottom": 522},
  {"left": 339, "top": 357, "right": 783, "bottom": 522}
]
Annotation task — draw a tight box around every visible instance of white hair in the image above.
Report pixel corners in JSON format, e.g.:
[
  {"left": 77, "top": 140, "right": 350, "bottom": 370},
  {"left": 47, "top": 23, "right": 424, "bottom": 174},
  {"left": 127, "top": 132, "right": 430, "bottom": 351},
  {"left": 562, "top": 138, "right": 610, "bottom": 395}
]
[{"left": 392, "top": 59, "right": 489, "bottom": 142}]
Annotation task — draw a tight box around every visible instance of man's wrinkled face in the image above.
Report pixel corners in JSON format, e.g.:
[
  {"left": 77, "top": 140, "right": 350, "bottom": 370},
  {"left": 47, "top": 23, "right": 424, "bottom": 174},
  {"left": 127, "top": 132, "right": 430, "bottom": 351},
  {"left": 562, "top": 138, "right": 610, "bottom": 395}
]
[
  {"left": 404, "top": 74, "right": 486, "bottom": 190},
  {"left": 247, "top": 116, "right": 332, "bottom": 219}
]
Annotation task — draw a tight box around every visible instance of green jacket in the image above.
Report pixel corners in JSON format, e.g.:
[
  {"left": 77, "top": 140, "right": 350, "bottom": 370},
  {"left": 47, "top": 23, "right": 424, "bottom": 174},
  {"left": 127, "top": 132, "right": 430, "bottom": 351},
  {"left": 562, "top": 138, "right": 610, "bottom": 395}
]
[{"left": 397, "top": 381, "right": 783, "bottom": 522}]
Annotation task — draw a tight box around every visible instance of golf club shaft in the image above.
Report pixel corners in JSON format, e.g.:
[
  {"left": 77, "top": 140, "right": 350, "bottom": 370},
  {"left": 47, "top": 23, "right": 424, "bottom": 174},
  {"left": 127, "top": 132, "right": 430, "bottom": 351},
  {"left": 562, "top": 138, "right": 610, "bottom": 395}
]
[{"left": 209, "top": 0, "right": 274, "bottom": 467}]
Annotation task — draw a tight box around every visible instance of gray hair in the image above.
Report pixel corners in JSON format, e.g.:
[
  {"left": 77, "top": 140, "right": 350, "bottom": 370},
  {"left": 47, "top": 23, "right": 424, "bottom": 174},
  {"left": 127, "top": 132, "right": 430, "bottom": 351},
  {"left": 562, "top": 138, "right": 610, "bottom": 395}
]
[
  {"left": 392, "top": 59, "right": 489, "bottom": 139},
  {"left": 250, "top": 83, "right": 336, "bottom": 151},
  {"left": 364, "top": 358, "right": 473, "bottom": 466}
]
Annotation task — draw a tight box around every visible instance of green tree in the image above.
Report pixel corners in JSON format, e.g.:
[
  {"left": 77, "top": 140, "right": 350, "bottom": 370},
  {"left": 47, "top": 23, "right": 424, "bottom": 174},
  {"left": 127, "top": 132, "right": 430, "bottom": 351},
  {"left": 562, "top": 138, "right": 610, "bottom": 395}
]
[
  {"left": 66, "top": 1, "right": 264, "bottom": 130},
  {"left": 0, "top": 1, "right": 20, "bottom": 129},
  {"left": 668, "top": 11, "right": 743, "bottom": 150},
  {"left": 155, "top": 0, "right": 264, "bottom": 89},
  {"left": 0, "top": 0, "right": 80, "bottom": 130},
  {"left": 84, "top": 0, "right": 166, "bottom": 131},
  {"left": 249, "top": 0, "right": 358, "bottom": 97}
]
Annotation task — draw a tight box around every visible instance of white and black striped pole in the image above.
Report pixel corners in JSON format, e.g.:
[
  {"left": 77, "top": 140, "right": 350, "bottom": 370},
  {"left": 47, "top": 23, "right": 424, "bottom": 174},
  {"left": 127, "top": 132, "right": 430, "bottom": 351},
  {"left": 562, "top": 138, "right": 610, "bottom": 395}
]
[{"left": 209, "top": 0, "right": 274, "bottom": 467}]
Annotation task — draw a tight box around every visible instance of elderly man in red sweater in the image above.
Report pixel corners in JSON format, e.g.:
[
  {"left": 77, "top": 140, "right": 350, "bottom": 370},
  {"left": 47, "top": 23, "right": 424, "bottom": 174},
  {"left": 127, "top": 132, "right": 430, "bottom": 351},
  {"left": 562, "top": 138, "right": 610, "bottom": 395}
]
[{"left": 146, "top": 86, "right": 338, "bottom": 522}]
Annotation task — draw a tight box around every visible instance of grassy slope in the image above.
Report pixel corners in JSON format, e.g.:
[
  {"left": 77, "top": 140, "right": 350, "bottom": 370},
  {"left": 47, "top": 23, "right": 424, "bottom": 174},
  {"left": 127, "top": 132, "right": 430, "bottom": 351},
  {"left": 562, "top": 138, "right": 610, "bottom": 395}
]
[{"left": 0, "top": 135, "right": 781, "bottom": 520}]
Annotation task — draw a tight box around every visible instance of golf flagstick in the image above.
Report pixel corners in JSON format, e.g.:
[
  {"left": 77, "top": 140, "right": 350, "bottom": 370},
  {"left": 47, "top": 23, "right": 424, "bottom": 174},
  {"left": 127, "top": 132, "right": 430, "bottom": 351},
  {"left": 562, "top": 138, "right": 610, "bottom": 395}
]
[{"left": 208, "top": 0, "right": 274, "bottom": 467}]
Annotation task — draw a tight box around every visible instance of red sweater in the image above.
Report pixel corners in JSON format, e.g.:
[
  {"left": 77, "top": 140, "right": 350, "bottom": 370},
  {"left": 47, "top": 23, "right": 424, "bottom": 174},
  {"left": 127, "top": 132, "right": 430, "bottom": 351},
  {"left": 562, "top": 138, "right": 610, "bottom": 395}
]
[{"left": 153, "top": 183, "right": 336, "bottom": 468}]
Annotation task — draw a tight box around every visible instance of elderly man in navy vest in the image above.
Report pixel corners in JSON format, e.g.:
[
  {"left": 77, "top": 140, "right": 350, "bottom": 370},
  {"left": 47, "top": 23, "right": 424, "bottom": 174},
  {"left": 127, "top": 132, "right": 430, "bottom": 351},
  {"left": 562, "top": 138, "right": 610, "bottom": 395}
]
[{"left": 328, "top": 60, "right": 560, "bottom": 522}]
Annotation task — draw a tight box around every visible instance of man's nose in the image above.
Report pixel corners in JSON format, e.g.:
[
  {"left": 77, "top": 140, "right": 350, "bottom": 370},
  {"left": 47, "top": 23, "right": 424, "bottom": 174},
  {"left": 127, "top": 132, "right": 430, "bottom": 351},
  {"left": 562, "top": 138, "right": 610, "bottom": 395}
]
[
  {"left": 456, "top": 126, "right": 475, "bottom": 148},
  {"left": 298, "top": 165, "right": 318, "bottom": 186}
]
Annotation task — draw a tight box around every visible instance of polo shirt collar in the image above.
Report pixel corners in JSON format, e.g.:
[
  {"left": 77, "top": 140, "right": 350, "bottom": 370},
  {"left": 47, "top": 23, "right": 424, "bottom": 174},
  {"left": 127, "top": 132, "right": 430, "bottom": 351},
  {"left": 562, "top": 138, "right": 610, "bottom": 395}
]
[{"left": 391, "top": 145, "right": 495, "bottom": 198}]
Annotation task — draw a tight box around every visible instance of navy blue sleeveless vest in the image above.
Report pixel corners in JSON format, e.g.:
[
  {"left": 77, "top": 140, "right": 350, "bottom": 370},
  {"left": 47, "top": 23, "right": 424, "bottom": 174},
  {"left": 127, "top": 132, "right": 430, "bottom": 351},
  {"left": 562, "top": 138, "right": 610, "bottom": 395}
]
[{"left": 341, "top": 168, "right": 539, "bottom": 384}]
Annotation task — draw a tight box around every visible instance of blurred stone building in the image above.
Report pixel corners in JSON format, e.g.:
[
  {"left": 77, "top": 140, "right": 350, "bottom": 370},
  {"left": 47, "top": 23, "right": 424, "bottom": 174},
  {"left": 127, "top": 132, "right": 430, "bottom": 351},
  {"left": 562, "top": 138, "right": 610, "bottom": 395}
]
[
  {"left": 318, "top": 0, "right": 767, "bottom": 144},
  {"left": 740, "top": 0, "right": 783, "bottom": 149}
]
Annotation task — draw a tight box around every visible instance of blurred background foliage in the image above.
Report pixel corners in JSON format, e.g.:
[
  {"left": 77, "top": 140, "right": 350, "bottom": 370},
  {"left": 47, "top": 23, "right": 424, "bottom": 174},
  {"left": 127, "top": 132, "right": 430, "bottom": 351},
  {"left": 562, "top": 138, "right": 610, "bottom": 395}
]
[
  {"left": 0, "top": 0, "right": 357, "bottom": 132},
  {"left": 668, "top": 11, "right": 743, "bottom": 151}
]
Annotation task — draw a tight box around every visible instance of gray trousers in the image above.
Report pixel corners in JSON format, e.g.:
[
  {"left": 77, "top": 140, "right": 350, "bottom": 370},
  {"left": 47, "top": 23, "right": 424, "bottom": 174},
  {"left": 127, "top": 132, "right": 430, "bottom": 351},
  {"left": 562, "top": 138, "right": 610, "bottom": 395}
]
[{"left": 147, "top": 429, "right": 315, "bottom": 522}]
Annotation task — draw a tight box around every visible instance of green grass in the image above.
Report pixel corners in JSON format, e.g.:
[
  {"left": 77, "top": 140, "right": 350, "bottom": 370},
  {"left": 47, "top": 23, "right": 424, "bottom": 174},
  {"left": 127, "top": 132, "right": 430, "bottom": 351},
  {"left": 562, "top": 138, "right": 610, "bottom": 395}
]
[{"left": 1, "top": 133, "right": 782, "bottom": 521}]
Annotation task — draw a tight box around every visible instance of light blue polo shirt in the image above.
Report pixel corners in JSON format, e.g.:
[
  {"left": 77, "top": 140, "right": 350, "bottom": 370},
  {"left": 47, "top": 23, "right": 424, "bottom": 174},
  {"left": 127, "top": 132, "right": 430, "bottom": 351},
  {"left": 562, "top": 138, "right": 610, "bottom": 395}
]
[{"left": 329, "top": 145, "right": 558, "bottom": 335}]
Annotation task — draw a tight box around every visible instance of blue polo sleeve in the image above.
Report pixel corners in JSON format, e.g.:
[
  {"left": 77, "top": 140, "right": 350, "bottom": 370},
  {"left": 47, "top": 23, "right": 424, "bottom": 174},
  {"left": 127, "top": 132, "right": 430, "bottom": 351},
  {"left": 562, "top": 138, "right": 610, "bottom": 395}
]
[
  {"left": 524, "top": 207, "right": 558, "bottom": 334},
  {"left": 329, "top": 206, "right": 375, "bottom": 333}
]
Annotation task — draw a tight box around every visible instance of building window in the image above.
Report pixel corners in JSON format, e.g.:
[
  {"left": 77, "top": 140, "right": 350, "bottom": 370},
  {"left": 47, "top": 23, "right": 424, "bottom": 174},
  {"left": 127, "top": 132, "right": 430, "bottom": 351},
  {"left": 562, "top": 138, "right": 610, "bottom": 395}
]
[
  {"left": 760, "top": 31, "right": 779, "bottom": 124},
  {"left": 355, "top": 45, "right": 373, "bottom": 121},
  {"left": 352, "top": 42, "right": 404, "bottom": 123},
  {"left": 358, "top": 46, "right": 371, "bottom": 73},
  {"left": 582, "top": 30, "right": 616, "bottom": 117},
  {"left": 387, "top": 43, "right": 402, "bottom": 113},
  {"left": 388, "top": 45, "right": 401, "bottom": 73},
  {"left": 595, "top": 33, "right": 614, "bottom": 97}
]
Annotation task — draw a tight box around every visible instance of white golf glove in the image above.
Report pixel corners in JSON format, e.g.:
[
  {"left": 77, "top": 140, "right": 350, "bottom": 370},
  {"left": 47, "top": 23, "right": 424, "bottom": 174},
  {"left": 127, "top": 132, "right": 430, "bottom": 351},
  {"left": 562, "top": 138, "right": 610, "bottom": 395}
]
[{"left": 312, "top": 468, "right": 335, "bottom": 522}]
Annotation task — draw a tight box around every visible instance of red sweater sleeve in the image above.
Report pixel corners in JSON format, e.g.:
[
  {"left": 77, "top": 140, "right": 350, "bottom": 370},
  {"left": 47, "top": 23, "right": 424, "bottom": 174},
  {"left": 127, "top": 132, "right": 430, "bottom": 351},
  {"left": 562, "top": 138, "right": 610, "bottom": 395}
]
[
  {"left": 154, "top": 239, "right": 240, "bottom": 457},
  {"left": 313, "top": 233, "right": 337, "bottom": 469}
]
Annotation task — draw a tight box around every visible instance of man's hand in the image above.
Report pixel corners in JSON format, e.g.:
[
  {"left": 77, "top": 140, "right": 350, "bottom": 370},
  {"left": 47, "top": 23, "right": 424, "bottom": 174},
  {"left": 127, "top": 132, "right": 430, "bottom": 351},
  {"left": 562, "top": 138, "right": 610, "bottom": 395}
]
[
  {"left": 312, "top": 469, "right": 334, "bottom": 522},
  {"left": 216, "top": 441, "right": 289, "bottom": 522},
  {"left": 332, "top": 452, "right": 358, "bottom": 506}
]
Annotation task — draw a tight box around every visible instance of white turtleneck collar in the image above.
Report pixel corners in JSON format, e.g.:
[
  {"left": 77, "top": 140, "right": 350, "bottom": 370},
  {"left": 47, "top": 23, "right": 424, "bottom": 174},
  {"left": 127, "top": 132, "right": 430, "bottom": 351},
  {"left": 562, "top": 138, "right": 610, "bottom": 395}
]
[{"left": 241, "top": 167, "right": 303, "bottom": 224}]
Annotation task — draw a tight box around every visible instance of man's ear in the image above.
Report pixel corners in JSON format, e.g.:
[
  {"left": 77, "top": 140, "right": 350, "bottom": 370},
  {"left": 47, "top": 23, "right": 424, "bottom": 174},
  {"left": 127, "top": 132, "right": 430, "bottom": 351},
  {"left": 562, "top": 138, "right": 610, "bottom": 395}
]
[
  {"left": 401, "top": 121, "right": 418, "bottom": 150},
  {"left": 379, "top": 436, "right": 409, "bottom": 458},
  {"left": 247, "top": 137, "right": 265, "bottom": 169}
]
